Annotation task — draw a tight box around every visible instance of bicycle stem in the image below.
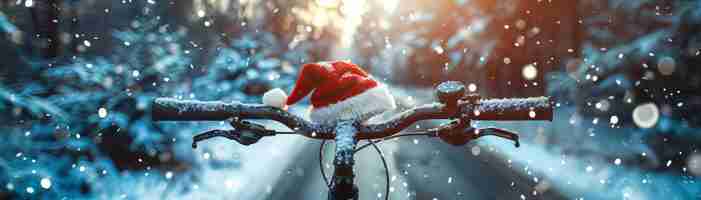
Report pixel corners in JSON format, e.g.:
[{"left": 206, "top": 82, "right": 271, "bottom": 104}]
[{"left": 329, "top": 120, "right": 360, "bottom": 200}]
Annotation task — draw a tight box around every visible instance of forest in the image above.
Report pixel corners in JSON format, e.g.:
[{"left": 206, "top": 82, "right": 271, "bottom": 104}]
[{"left": 0, "top": 0, "right": 700, "bottom": 199}]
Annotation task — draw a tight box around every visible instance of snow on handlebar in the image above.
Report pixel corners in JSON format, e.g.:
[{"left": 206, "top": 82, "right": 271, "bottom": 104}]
[
  {"left": 152, "top": 79, "right": 551, "bottom": 141},
  {"left": 151, "top": 97, "right": 552, "bottom": 122},
  {"left": 151, "top": 96, "right": 552, "bottom": 140}
]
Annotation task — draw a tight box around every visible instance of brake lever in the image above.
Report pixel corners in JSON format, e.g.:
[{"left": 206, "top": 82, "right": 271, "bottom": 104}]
[
  {"left": 429, "top": 119, "right": 472, "bottom": 145},
  {"left": 478, "top": 127, "right": 520, "bottom": 147},
  {"left": 430, "top": 120, "right": 520, "bottom": 147},
  {"left": 229, "top": 118, "right": 277, "bottom": 136},
  {"left": 191, "top": 118, "right": 275, "bottom": 148}
]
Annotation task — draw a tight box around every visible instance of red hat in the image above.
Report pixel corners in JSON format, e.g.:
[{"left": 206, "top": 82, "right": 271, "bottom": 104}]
[{"left": 262, "top": 61, "right": 396, "bottom": 123}]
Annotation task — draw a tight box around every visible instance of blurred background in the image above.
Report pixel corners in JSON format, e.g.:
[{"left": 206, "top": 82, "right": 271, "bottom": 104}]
[{"left": 1, "top": 0, "right": 700, "bottom": 199}]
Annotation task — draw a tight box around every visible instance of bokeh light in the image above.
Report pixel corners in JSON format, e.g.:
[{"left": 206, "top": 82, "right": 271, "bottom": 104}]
[
  {"left": 521, "top": 64, "right": 538, "bottom": 80},
  {"left": 657, "top": 56, "right": 676, "bottom": 76},
  {"left": 632, "top": 103, "right": 660, "bottom": 128}
]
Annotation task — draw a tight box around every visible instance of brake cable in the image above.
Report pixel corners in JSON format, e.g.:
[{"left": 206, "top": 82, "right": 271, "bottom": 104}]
[
  {"left": 354, "top": 131, "right": 433, "bottom": 153},
  {"left": 320, "top": 139, "right": 331, "bottom": 188},
  {"left": 367, "top": 139, "right": 390, "bottom": 200}
]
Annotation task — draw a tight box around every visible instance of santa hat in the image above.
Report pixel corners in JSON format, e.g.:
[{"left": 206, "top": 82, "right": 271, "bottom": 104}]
[{"left": 263, "top": 61, "right": 396, "bottom": 123}]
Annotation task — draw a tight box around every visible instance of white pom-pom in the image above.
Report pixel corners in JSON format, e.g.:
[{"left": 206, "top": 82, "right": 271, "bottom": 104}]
[{"left": 263, "top": 88, "right": 287, "bottom": 109}]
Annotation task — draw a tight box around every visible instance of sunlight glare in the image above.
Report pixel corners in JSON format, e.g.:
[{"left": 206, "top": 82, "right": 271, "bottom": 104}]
[
  {"left": 383, "top": 0, "right": 399, "bottom": 13},
  {"left": 340, "top": 0, "right": 368, "bottom": 47}
]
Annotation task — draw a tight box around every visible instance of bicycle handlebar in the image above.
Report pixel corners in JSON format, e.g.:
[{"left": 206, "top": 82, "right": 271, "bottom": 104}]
[
  {"left": 151, "top": 97, "right": 551, "bottom": 120},
  {"left": 471, "top": 97, "right": 552, "bottom": 121},
  {"left": 152, "top": 96, "right": 552, "bottom": 140}
]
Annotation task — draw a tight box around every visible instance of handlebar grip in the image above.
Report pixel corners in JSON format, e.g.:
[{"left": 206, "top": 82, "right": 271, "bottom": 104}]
[
  {"left": 152, "top": 98, "right": 236, "bottom": 121},
  {"left": 472, "top": 97, "right": 552, "bottom": 121}
]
